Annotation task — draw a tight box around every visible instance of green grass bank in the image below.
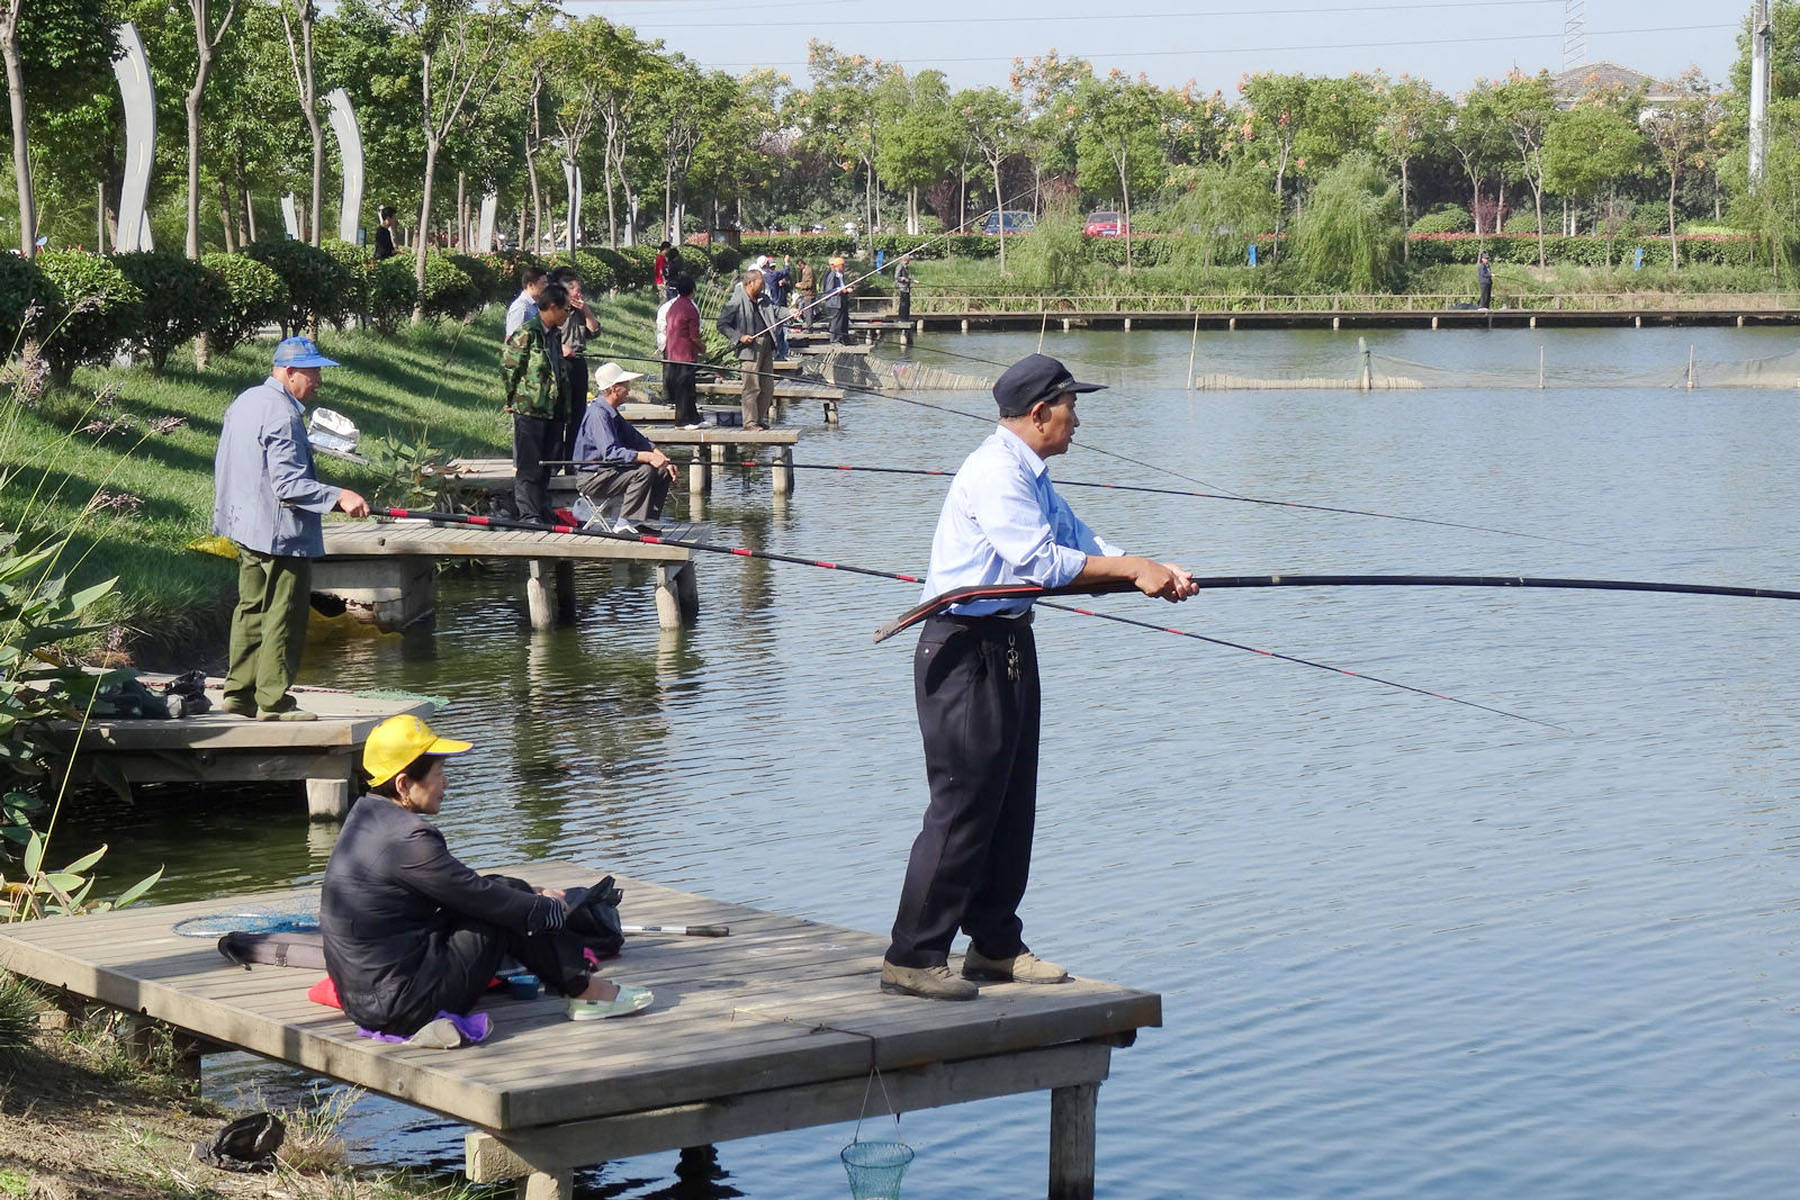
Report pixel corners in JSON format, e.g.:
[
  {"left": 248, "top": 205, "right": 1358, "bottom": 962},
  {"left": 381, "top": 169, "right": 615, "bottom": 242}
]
[{"left": 1, "top": 294, "right": 662, "bottom": 664}]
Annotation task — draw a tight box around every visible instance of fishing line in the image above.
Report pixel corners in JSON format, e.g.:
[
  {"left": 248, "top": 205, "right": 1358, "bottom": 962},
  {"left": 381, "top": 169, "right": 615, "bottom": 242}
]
[
  {"left": 364, "top": 507, "right": 1566, "bottom": 726},
  {"left": 584, "top": 351, "right": 1576, "bottom": 543}
]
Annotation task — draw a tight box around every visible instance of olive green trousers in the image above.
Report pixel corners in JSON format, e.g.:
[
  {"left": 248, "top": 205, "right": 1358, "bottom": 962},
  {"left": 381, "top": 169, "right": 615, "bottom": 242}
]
[{"left": 224, "top": 547, "right": 312, "bottom": 714}]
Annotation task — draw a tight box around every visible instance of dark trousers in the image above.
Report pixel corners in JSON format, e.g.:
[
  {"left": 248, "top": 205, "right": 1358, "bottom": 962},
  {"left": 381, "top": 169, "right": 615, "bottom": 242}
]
[
  {"left": 798, "top": 291, "right": 818, "bottom": 329},
  {"left": 664, "top": 360, "right": 699, "bottom": 425},
  {"left": 887, "top": 614, "right": 1040, "bottom": 968},
  {"left": 560, "top": 359, "right": 588, "bottom": 471},
  {"left": 897, "top": 290, "right": 911, "bottom": 322},
  {"left": 1478, "top": 278, "right": 1492, "bottom": 308},
  {"left": 386, "top": 882, "right": 593, "bottom": 1036},
  {"left": 224, "top": 548, "right": 312, "bottom": 713},
  {"left": 512, "top": 413, "right": 561, "bottom": 523},
  {"left": 577, "top": 462, "right": 670, "bottom": 521},
  {"left": 828, "top": 302, "right": 850, "bottom": 344}
]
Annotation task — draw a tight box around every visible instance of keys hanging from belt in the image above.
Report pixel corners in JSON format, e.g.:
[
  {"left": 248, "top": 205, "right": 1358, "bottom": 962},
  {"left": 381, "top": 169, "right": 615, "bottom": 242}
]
[{"left": 1006, "top": 634, "right": 1020, "bottom": 683}]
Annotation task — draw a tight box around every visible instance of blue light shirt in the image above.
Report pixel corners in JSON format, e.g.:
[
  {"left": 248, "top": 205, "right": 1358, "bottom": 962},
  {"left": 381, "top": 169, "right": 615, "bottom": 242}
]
[
  {"left": 923, "top": 426, "right": 1125, "bottom": 617},
  {"left": 573, "top": 399, "right": 655, "bottom": 467},
  {"left": 211, "top": 377, "right": 342, "bottom": 558},
  {"left": 504, "top": 290, "right": 537, "bottom": 338}
]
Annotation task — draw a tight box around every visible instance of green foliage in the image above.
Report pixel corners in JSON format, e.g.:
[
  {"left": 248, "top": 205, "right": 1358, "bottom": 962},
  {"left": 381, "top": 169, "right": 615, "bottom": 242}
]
[
  {"left": 550, "top": 250, "right": 616, "bottom": 295},
  {"left": 867, "top": 233, "right": 996, "bottom": 260},
  {"left": 448, "top": 253, "right": 502, "bottom": 305},
  {"left": 1501, "top": 210, "right": 1540, "bottom": 234},
  {"left": 322, "top": 239, "right": 375, "bottom": 315},
  {"left": 2, "top": 830, "right": 161, "bottom": 920},
  {"left": 416, "top": 253, "right": 478, "bottom": 321},
  {"left": 34, "top": 252, "right": 143, "bottom": 384},
  {"left": 363, "top": 430, "right": 456, "bottom": 510},
  {"left": 0, "top": 255, "right": 50, "bottom": 355},
  {"left": 1290, "top": 153, "right": 1404, "bottom": 291},
  {"left": 0, "top": 972, "right": 41, "bottom": 1061},
  {"left": 1161, "top": 161, "right": 1279, "bottom": 269},
  {"left": 201, "top": 253, "right": 290, "bottom": 356},
  {"left": 1409, "top": 206, "right": 1472, "bottom": 235},
  {"left": 369, "top": 258, "right": 421, "bottom": 333},
  {"left": 243, "top": 240, "right": 356, "bottom": 333},
  {"left": 1007, "top": 201, "right": 1086, "bottom": 291},
  {"left": 1406, "top": 233, "right": 1759, "bottom": 269},
  {"left": 109, "top": 253, "right": 230, "bottom": 372}
]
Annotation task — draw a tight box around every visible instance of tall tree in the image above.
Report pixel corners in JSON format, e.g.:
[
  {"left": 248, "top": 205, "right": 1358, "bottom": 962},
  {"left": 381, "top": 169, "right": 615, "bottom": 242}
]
[
  {"left": 1644, "top": 68, "right": 1724, "bottom": 269},
  {"left": 1073, "top": 72, "right": 1163, "bottom": 269},
  {"left": 0, "top": 0, "right": 121, "bottom": 255},
  {"left": 279, "top": 0, "right": 324, "bottom": 244},
  {"left": 1010, "top": 50, "right": 1092, "bottom": 212},
  {"left": 1372, "top": 74, "right": 1450, "bottom": 249},
  {"left": 378, "top": 0, "right": 517, "bottom": 312},
  {"left": 1444, "top": 81, "right": 1509, "bottom": 236},
  {"left": 1238, "top": 71, "right": 1314, "bottom": 248},
  {"left": 183, "top": 0, "right": 241, "bottom": 258},
  {"left": 805, "top": 41, "right": 896, "bottom": 238},
  {"left": 954, "top": 86, "right": 1022, "bottom": 268},
  {"left": 1543, "top": 100, "right": 1644, "bottom": 241},
  {"left": 1492, "top": 70, "right": 1559, "bottom": 266},
  {"left": 876, "top": 69, "right": 957, "bottom": 236}
]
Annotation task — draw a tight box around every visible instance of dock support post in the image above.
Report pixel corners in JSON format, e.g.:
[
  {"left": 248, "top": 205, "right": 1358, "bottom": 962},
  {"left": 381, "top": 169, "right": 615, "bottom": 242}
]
[
  {"left": 675, "top": 562, "right": 699, "bottom": 622},
  {"left": 771, "top": 447, "right": 794, "bottom": 495},
  {"left": 961, "top": 319, "right": 969, "bottom": 333},
  {"left": 554, "top": 561, "right": 577, "bottom": 624},
  {"left": 1049, "top": 1082, "right": 1099, "bottom": 1200},
  {"left": 526, "top": 560, "right": 556, "bottom": 630},
  {"left": 823, "top": 398, "right": 839, "bottom": 426},
  {"left": 1332, "top": 316, "right": 1340, "bottom": 330},
  {"left": 1529, "top": 315, "right": 1537, "bottom": 329},
  {"left": 654, "top": 564, "right": 697, "bottom": 629},
  {"left": 689, "top": 455, "right": 709, "bottom": 498},
  {"left": 518, "top": 1168, "right": 572, "bottom": 1200},
  {"left": 1431, "top": 316, "right": 1439, "bottom": 330},
  {"left": 306, "top": 774, "right": 353, "bottom": 821},
  {"left": 1122, "top": 317, "right": 1131, "bottom": 331},
  {"left": 1228, "top": 316, "right": 1236, "bottom": 331}
]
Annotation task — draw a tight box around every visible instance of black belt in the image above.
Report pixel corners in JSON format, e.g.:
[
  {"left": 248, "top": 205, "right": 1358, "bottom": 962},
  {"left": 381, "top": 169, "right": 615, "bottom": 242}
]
[{"left": 928, "top": 610, "right": 1034, "bottom": 630}]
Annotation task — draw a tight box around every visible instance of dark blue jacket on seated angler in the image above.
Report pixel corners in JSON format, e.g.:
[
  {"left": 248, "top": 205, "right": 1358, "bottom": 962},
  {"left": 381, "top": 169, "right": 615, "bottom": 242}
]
[{"left": 321, "top": 796, "right": 567, "bottom": 1034}]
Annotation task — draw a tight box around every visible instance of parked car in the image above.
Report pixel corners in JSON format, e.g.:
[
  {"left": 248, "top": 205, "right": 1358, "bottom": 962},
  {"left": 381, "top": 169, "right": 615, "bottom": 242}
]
[
  {"left": 1084, "top": 210, "right": 1124, "bottom": 237},
  {"left": 979, "top": 210, "right": 1037, "bottom": 235}
]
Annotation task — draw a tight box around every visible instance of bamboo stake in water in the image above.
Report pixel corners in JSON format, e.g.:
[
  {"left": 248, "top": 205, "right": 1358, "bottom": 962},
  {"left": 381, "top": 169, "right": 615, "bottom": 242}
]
[{"left": 1187, "top": 313, "right": 1200, "bottom": 390}]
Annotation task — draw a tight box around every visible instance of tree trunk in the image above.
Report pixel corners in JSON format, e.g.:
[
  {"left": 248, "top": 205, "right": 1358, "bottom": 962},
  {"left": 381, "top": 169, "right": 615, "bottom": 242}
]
[
  {"left": 244, "top": 188, "right": 257, "bottom": 241},
  {"left": 994, "top": 159, "right": 1005, "bottom": 272},
  {"left": 1533, "top": 183, "right": 1545, "bottom": 268},
  {"left": 1400, "top": 157, "right": 1410, "bottom": 261},
  {"left": 414, "top": 134, "right": 439, "bottom": 319},
  {"left": 1667, "top": 171, "right": 1679, "bottom": 270},
  {"left": 216, "top": 176, "right": 237, "bottom": 252},
  {"left": 185, "top": 38, "right": 217, "bottom": 259},
  {"left": 1120, "top": 160, "right": 1133, "bottom": 272},
  {"left": 1, "top": 31, "right": 35, "bottom": 257},
  {"left": 1469, "top": 175, "right": 1481, "bottom": 236},
  {"left": 455, "top": 171, "right": 465, "bottom": 250}
]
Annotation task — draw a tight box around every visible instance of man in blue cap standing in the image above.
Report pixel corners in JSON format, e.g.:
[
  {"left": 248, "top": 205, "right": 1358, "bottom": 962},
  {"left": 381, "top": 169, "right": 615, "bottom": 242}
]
[
  {"left": 212, "top": 337, "right": 369, "bottom": 721},
  {"left": 880, "top": 353, "right": 1199, "bottom": 1000}
]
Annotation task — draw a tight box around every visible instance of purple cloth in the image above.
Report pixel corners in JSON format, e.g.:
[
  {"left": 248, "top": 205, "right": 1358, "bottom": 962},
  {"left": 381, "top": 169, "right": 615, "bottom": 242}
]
[{"left": 358, "top": 1010, "right": 491, "bottom": 1046}]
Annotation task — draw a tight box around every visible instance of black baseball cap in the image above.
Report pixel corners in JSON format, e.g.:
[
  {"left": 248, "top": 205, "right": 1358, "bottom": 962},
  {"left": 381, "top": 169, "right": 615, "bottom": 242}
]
[{"left": 993, "top": 353, "right": 1106, "bottom": 417}]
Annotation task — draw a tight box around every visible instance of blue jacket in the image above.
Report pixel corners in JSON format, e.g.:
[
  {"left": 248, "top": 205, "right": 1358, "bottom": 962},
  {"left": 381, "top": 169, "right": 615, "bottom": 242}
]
[
  {"left": 573, "top": 398, "right": 655, "bottom": 467},
  {"left": 211, "top": 377, "right": 341, "bottom": 557}
]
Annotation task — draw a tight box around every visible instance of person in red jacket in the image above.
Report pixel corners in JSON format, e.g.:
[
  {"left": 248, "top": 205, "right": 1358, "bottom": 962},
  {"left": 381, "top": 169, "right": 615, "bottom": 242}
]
[{"left": 662, "top": 273, "right": 704, "bottom": 427}]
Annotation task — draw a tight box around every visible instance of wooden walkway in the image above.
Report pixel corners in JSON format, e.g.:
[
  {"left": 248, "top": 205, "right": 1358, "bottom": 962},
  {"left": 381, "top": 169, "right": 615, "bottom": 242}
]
[
  {"left": 44, "top": 673, "right": 433, "bottom": 819},
  {"left": 316, "top": 520, "right": 697, "bottom": 633},
  {"left": 915, "top": 307, "right": 1800, "bottom": 332},
  {"left": 0, "top": 861, "right": 1159, "bottom": 1199}
]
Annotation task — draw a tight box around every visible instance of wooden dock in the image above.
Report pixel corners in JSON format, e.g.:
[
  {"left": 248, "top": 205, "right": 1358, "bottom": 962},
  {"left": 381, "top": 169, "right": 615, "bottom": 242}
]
[
  {"left": 913, "top": 306, "right": 1800, "bottom": 333},
  {"left": 449, "top": 429, "right": 800, "bottom": 508},
  {"left": 315, "top": 520, "right": 697, "bottom": 633},
  {"left": 44, "top": 674, "right": 434, "bottom": 819},
  {"left": 0, "top": 861, "right": 1158, "bottom": 1199}
]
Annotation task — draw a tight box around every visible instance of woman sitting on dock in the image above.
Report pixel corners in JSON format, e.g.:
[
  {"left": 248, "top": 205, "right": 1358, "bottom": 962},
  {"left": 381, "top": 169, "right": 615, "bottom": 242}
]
[{"left": 321, "top": 715, "right": 653, "bottom": 1039}]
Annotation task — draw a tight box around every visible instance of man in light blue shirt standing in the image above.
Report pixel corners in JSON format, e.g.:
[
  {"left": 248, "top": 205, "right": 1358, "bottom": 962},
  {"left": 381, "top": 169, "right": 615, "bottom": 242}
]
[
  {"left": 505, "top": 265, "right": 548, "bottom": 339},
  {"left": 212, "top": 337, "right": 369, "bottom": 721},
  {"left": 882, "top": 353, "right": 1198, "bottom": 1001}
]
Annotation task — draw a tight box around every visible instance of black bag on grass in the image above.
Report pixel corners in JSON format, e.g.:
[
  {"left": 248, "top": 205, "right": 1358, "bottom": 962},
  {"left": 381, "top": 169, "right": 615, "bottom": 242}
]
[{"left": 194, "top": 1111, "right": 285, "bottom": 1172}]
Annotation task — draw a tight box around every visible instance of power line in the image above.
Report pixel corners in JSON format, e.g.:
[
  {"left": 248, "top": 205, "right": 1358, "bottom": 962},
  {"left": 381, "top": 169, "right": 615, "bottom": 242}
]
[{"left": 594, "top": 0, "right": 1565, "bottom": 30}]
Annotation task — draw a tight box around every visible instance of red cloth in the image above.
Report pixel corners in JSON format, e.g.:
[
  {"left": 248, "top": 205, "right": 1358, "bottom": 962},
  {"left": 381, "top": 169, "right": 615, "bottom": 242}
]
[
  {"left": 665, "top": 296, "right": 702, "bottom": 363},
  {"left": 654, "top": 252, "right": 667, "bottom": 286},
  {"left": 307, "top": 976, "right": 342, "bottom": 1010},
  {"left": 553, "top": 507, "right": 579, "bottom": 526}
]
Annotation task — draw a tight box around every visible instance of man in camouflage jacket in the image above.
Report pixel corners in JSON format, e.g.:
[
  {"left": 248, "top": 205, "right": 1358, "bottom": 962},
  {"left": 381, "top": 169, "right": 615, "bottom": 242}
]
[{"left": 502, "top": 282, "right": 570, "bottom": 523}]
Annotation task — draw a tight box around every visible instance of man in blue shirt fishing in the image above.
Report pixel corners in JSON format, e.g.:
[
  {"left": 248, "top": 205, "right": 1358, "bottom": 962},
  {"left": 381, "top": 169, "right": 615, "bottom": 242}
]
[
  {"left": 573, "top": 361, "right": 677, "bottom": 531},
  {"left": 882, "top": 353, "right": 1199, "bottom": 1001},
  {"left": 212, "top": 337, "right": 369, "bottom": 721}
]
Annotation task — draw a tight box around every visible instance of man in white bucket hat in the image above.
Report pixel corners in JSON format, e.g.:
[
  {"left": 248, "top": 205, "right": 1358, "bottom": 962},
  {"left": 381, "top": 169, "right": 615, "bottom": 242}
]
[{"left": 572, "top": 361, "right": 677, "bottom": 530}]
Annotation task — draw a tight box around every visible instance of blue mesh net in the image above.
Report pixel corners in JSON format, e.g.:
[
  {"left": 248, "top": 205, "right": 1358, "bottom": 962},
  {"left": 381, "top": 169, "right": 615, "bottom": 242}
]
[{"left": 840, "top": 1140, "right": 914, "bottom": 1199}]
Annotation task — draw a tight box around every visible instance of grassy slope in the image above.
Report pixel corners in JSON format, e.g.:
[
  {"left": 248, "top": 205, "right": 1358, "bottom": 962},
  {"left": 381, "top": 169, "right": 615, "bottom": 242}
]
[{"left": 0, "top": 294, "right": 661, "bottom": 655}]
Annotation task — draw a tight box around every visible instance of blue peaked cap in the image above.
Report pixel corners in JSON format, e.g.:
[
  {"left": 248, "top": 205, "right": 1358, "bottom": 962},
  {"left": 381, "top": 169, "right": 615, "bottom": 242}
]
[{"left": 273, "top": 336, "right": 339, "bottom": 369}]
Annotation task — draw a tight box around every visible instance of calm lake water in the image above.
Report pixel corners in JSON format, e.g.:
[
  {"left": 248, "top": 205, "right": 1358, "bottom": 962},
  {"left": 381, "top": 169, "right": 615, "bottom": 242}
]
[{"left": 64, "top": 325, "right": 1800, "bottom": 1198}]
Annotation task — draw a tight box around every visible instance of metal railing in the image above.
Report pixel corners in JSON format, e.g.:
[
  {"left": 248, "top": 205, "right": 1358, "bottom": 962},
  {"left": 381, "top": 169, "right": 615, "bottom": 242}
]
[{"left": 908, "top": 291, "right": 1800, "bottom": 315}]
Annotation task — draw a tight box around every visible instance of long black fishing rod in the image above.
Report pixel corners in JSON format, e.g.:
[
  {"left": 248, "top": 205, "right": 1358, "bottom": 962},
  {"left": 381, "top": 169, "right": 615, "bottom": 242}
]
[
  {"left": 584, "top": 350, "right": 1578, "bottom": 545},
  {"left": 873, "top": 576, "right": 1800, "bottom": 642},
  {"left": 363, "top": 507, "right": 1540, "bottom": 726}
]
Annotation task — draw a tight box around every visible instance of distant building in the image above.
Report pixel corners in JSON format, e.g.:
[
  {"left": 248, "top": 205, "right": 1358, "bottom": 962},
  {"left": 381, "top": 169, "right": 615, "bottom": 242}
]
[{"left": 1551, "top": 61, "right": 1680, "bottom": 110}]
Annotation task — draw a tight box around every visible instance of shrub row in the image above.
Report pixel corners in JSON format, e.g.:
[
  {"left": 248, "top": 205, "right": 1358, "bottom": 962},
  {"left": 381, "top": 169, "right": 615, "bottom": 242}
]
[{"left": 1406, "top": 233, "right": 1760, "bottom": 269}]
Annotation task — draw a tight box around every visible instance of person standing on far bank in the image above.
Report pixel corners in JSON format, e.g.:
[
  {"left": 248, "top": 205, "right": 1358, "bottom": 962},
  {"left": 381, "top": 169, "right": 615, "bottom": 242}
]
[
  {"left": 212, "top": 338, "right": 370, "bottom": 722},
  {"left": 881, "top": 354, "right": 1199, "bottom": 1001},
  {"left": 894, "top": 254, "right": 914, "bottom": 323},
  {"left": 1477, "top": 251, "right": 1492, "bottom": 311},
  {"left": 373, "top": 206, "right": 398, "bottom": 261}
]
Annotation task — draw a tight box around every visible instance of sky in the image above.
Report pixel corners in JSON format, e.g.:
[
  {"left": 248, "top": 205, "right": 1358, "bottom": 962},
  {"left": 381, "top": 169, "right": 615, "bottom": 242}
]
[{"left": 564, "top": 0, "right": 1748, "bottom": 95}]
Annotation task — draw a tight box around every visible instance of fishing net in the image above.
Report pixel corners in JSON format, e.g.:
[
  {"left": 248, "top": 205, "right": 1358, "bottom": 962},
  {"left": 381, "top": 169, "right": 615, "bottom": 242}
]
[
  {"left": 173, "top": 901, "right": 321, "bottom": 938},
  {"left": 840, "top": 1140, "right": 914, "bottom": 1199},
  {"left": 1193, "top": 344, "right": 1800, "bottom": 390}
]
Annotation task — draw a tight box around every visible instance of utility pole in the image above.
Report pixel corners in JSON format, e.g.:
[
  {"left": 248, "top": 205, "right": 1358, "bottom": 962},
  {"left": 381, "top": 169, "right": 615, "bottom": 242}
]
[
  {"left": 1750, "top": 0, "right": 1771, "bottom": 189},
  {"left": 1561, "top": 0, "right": 1586, "bottom": 73}
]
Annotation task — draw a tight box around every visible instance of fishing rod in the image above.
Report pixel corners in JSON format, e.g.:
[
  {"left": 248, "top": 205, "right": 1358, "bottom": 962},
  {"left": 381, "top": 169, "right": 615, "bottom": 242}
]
[
  {"left": 582, "top": 350, "right": 1579, "bottom": 545},
  {"left": 873, "top": 576, "right": 1800, "bottom": 643},
  {"left": 361, "top": 507, "right": 1559, "bottom": 726}
]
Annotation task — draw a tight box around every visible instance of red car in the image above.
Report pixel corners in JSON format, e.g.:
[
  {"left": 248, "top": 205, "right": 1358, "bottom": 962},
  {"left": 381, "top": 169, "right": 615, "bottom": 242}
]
[{"left": 1084, "top": 210, "right": 1124, "bottom": 237}]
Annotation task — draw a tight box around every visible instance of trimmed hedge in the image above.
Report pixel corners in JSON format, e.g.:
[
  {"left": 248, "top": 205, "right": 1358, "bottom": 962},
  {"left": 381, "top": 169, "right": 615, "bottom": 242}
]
[
  {"left": 202, "top": 252, "right": 289, "bottom": 355},
  {"left": 245, "top": 239, "right": 355, "bottom": 333},
  {"left": 1407, "top": 232, "right": 1760, "bottom": 268},
  {"left": 369, "top": 257, "right": 419, "bottom": 332},
  {"left": 0, "top": 253, "right": 49, "bottom": 356},
  {"left": 110, "top": 251, "right": 230, "bottom": 371},
  {"left": 416, "top": 254, "right": 478, "bottom": 321},
  {"left": 36, "top": 250, "right": 144, "bottom": 382},
  {"left": 1410, "top": 206, "right": 1472, "bottom": 235}
]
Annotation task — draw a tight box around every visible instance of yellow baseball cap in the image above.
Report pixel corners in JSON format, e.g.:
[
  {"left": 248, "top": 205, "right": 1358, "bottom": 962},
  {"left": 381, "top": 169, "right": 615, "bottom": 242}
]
[{"left": 363, "top": 714, "right": 473, "bottom": 786}]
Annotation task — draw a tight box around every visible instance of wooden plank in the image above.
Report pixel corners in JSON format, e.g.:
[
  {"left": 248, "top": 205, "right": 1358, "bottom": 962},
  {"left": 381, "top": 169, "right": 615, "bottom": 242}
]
[
  {"left": 321, "top": 524, "right": 689, "bottom": 564},
  {"left": 467, "top": 1041, "right": 1112, "bottom": 1181}
]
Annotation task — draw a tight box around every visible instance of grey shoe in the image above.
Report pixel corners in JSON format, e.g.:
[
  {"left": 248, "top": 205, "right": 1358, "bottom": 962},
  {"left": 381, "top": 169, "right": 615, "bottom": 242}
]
[
  {"left": 219, "top": 695, "right": 256, "bottom": 719},
  {"left": 880, "top": 960, "right": 977, "bottom": 1001},
  {"left": 257, "top": 707, "right": 318, "bottom": 722},
  {"left": 407, "top": 1016, "right": 465, "bottom": 1048},
  {"left": 962, "top": 947, "right": 1069, "bottom": 985}
]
